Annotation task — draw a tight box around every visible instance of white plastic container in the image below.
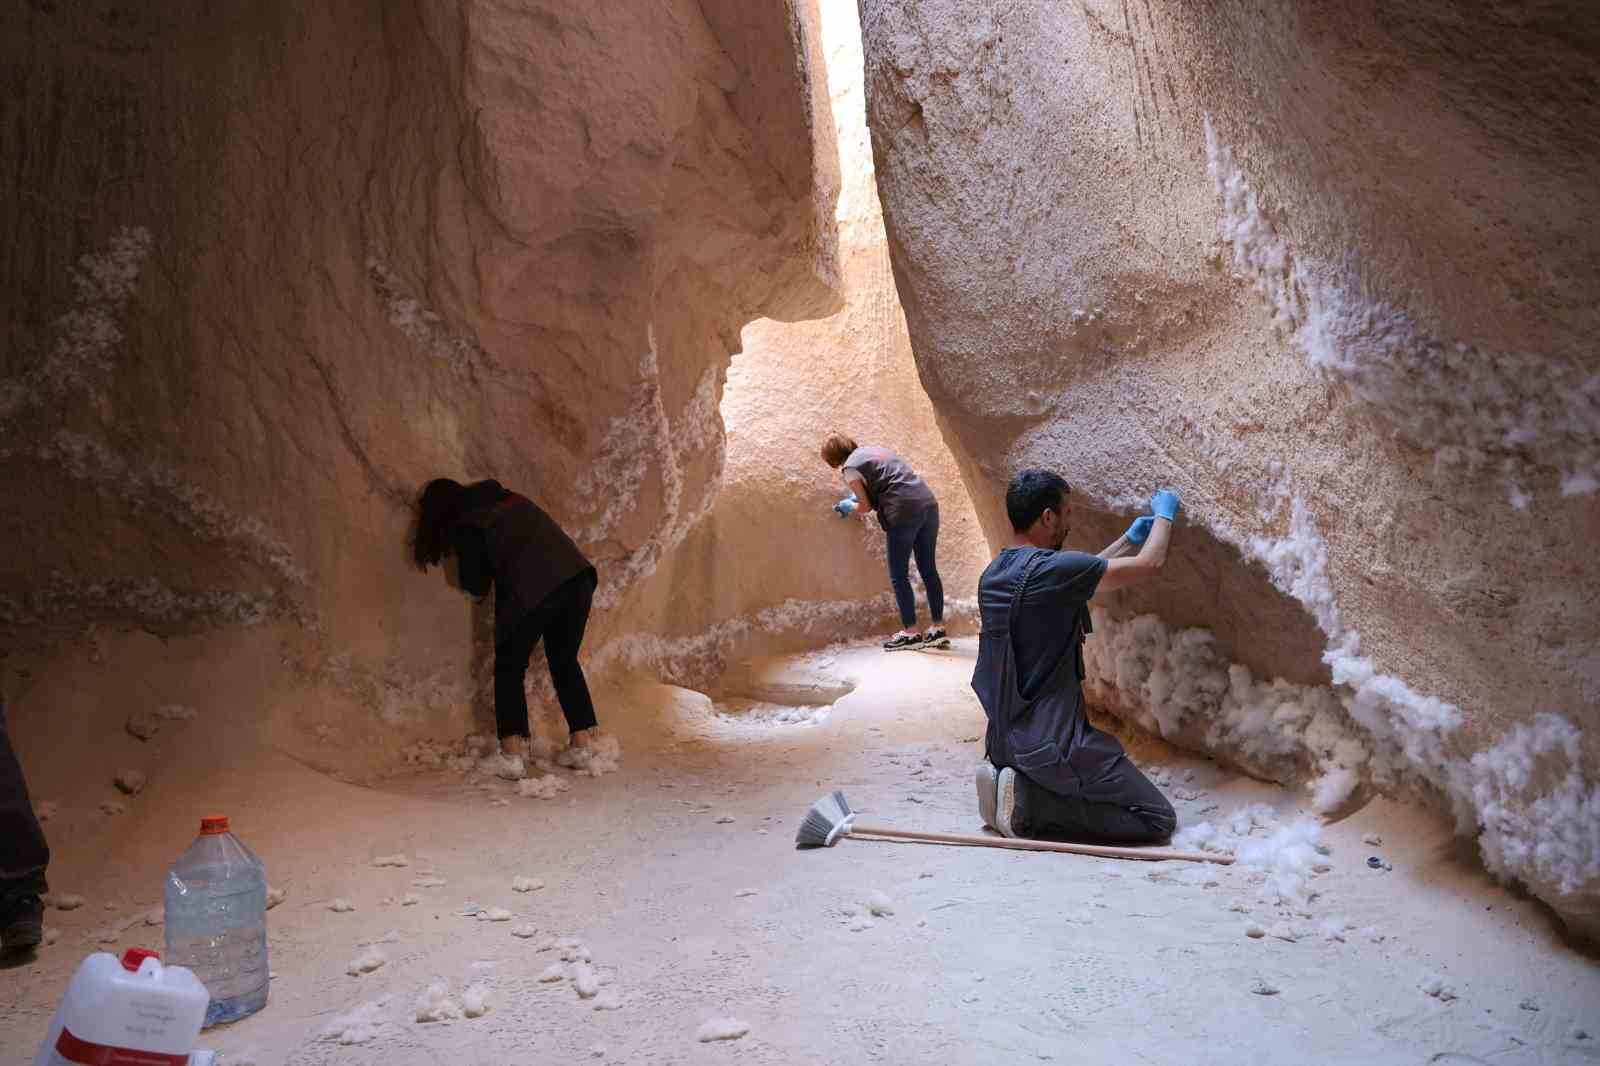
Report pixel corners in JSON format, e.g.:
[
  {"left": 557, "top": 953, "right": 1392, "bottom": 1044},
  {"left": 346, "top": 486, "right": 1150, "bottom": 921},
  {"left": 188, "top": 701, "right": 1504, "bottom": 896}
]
[{"left": 34, "top": 948, "right": 208, "bottom": 1066}]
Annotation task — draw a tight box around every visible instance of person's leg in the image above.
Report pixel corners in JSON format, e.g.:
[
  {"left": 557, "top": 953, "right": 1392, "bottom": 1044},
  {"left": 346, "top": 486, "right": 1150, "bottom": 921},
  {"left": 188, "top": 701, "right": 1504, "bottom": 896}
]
[
  {"left": 1013, "top": 757, "right": 1176, "bottom": 845},
  {"left": 911, "top": 504, "right": 944, "bottom": 629},
  {"left": 493, "top": 612, "right": 544, "bottom": 755},
  {"left": 0, "top": 698, "right": 49, "bottom": 951},
  {"left": 884, "top": 518, "right": 920, "bottom": 637},
  {"left": 542, "top": 575, "right": 598, "bottom": 741}
]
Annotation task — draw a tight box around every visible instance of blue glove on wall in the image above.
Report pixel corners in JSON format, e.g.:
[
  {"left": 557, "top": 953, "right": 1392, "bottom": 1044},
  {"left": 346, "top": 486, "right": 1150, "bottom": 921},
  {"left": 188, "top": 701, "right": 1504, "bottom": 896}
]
[
  {"left": 1151, "top": 489, "right": 1181, "bottom": 521},
  {"left": 1124, "top": 516, "right": 1155, "bottom": 545},
  {"left": 833, "top": 495, "right": 858, "bottom": 518}
]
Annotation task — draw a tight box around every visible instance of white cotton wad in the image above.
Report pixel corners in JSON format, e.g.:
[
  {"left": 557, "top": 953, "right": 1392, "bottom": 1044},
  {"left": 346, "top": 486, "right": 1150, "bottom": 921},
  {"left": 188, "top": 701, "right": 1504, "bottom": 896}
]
[
  {"left": 1235, "top": 820, "right": 1327, "bottom": 907},
  {"left": 320, "top": 997, "right": 390, "bottom": 1045},
  {"left": 329, "top": 898, "right": 355, "bottom": 913},
  {"left": 696, "top": 1018, "right": 750, "bottom": 1043},
  {"left": 346, "top": 948, "right": 387, "bottom": 976},
  {"left": 478, "top": 907, "right": 512, "bottom": 922},
  {"left": 518, "top": 774, "right": 571, "bottom": 800},
  {"left": 371, "top": 854, "right": 410, "bottom": 868},
  {"left": 265, "top": 887, "right": 287, "bottom": 909},
  {"left": 511, "top": 876, "right": 544, "bottom": 893},
  {"left": 572, "top": 963, "right": 600, "bottom": 999},
  {"left": 462, "top": 984, "right": 492, "bottom": 1018},
  {"left": 414, "top": 982, "right": 463, "bottom": 1023}
]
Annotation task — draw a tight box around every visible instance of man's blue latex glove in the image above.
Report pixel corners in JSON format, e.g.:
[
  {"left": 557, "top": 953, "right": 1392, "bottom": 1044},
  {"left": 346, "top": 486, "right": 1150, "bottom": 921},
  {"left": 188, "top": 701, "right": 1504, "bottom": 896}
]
[
  {"left": 1124, "top": 516, "right": 1155, "bottom": 545},
  {"left": 833, "top": 495, "right": 858, "bottom": 518},
  {"left": 1151, "top": 489, "right": 1181, "bottom": 521}
]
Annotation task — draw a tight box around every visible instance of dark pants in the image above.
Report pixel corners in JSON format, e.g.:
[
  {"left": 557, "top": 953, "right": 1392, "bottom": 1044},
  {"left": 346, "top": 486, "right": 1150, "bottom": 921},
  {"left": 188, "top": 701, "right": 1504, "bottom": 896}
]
[
  {"left": 1015, "top": 752, "right": 1176, "bottom": 846},
  {"left": 495, "top": 571, "right": 598, "bottom": 739},
  {"left": 886, "top": 504, "right": 943, "bottom": 629},
  {"left": 0, "top": 699, "right": 49, "bottom": 893}
]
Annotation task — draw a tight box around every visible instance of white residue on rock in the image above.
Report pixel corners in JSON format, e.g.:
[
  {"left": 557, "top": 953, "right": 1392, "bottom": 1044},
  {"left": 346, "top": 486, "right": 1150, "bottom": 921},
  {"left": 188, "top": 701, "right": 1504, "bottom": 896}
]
[
  {"left": 329, "top": 898, "right": 355, "bottom": 913},
  {"left": 511, "top": 876, "right": 544, "bottom": 893}
]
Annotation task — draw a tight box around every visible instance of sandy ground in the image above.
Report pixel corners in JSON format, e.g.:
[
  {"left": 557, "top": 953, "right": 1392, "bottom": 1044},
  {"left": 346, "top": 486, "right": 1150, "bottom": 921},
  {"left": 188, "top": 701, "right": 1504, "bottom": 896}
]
[{"left": 4, "top": 638, "right": 1598, "bottom": 1065}]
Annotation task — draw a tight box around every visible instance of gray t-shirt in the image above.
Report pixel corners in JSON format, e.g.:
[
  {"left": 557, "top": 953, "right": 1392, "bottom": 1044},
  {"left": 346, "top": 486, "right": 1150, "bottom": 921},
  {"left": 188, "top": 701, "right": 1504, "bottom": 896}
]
[{"left": 842, "top": 446, "right": 937, "bottom": 529}]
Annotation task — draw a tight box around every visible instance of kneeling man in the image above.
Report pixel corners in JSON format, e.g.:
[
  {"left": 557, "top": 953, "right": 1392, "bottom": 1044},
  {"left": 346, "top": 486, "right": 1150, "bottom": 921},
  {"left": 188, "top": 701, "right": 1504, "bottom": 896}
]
[{"left": 974, "top": 469, "right": 1179, "bottom": 844}]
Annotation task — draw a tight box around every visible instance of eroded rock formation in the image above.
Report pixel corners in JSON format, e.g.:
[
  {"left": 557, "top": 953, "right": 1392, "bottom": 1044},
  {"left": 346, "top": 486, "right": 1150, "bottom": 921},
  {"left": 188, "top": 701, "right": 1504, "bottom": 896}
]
[
  {"left": 860, "top": 0, "right": 1600, "bottom": 936},
  {"left": 0, "top": 1, "right": 844, "bottom": 768}
]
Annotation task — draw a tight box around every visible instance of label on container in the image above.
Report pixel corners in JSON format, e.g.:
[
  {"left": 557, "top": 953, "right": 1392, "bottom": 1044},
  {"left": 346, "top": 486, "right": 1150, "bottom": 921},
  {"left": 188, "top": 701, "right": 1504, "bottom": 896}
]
[{"left": 45, "top": 1027, "right": 189, "bottom": 1066}]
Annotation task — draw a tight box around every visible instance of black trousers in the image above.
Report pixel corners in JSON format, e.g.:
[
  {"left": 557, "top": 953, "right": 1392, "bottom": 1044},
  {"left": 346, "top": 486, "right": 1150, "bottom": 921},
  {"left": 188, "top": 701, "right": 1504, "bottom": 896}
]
[
  {"left": 885, "top": 504, "right": 943, "bottom": 629},
  {"left": 0, "top": 699, "right": 49, "bottom": 892},
  {"left": 495, "top": 571, "right": 598, "bottom": 739},
  {"left": 1015, "top": 751, "right": 1176, "bottom": 846}
]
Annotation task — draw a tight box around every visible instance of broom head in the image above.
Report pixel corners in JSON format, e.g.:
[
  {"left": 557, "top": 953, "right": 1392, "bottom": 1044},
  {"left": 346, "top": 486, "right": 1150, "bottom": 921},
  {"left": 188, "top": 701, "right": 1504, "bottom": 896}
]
[{"left": 795, "top": 790, "right": 855, "bottom": 848}]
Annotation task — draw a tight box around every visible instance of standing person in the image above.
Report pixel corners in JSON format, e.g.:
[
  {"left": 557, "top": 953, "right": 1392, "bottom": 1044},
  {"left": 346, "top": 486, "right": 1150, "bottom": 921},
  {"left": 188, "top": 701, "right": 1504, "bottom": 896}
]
[
  {"left": 0, "top": 697, "right": 48, "bottom": 955},
  {"left": 972, "top": 469, "right": 1180, "bottom": 844},
  {"left": 414, "top": 478, "right": 598, "bottom": 773},
  {"left": 820, "top": 433, "right": 946, "bottom": 651}
]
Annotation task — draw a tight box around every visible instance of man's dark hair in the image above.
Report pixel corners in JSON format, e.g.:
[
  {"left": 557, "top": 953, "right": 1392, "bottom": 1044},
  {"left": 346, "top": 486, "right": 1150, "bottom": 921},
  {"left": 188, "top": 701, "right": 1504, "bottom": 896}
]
[
  {"left": 413, "top": 478, "right": 469, "bottom": 569},
  {"left": 1006, "top": 469, "right": 1070, "bottom": 532}
]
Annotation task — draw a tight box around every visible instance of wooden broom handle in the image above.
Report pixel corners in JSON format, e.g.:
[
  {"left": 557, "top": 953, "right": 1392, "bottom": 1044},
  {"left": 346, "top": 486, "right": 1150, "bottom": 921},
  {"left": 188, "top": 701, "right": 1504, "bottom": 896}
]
[{"left": 847, "top": 822, "right": 1233, "bottom": 865}]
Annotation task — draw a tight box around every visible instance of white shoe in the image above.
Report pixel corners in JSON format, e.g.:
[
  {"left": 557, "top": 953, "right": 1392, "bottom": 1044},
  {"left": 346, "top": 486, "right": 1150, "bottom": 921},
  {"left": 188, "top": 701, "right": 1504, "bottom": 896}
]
[
  {"left": 995, "top": 767, "right": 1019, "bottom": 839},
  {"left": 975, "top": 762, "right": 999, "bottom": 832},
  {"left": 482, "top": 752, "right": 526, "bottom": 780}
]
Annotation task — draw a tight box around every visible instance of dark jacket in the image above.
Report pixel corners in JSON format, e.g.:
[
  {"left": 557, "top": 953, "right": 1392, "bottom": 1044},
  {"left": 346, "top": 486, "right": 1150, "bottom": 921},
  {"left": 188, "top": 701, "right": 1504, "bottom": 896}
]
[{"left": 449, "top": 480, "right": 594, "bottom": 627}]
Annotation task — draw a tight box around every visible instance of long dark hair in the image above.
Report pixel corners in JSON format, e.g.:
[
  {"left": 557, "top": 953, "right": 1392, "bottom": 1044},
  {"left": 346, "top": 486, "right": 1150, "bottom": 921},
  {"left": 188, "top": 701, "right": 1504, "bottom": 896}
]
[{"left": 413, "top": 478, "right": 469, "bottom": 569}]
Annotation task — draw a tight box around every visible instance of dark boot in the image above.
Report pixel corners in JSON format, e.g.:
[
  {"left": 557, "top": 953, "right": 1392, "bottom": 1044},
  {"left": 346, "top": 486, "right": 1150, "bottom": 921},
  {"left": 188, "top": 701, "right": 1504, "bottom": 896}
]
[{"left": 0, "top": 880, "right": 45, "bottom": 954}]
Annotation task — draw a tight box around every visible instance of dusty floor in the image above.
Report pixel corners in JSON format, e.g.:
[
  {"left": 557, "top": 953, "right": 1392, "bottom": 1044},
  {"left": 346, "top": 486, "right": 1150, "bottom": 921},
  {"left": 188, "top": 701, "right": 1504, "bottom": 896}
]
[{"left": 4, "top": 639, "right": 1598, "bottom": 1065}]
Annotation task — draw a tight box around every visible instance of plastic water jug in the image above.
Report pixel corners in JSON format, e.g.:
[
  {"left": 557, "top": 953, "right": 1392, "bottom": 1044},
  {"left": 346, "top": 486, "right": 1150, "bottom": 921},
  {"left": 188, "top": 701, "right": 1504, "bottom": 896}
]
[
  {"left": 33, "top": 947, "right": 208, "bottom": 1066},
  {"left": 163, "top": 814, "right": 269, "bottom": 1027}
]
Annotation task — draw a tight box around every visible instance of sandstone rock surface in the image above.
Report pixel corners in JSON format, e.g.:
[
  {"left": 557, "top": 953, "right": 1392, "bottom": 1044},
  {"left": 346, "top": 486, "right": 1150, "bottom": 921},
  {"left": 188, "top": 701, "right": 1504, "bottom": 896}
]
[
  {"left": 0, "top": 1, "right": 843, "bottom": 769},
  {"left": 860, "top": 0, "right": 1600, "bottom": 936}
]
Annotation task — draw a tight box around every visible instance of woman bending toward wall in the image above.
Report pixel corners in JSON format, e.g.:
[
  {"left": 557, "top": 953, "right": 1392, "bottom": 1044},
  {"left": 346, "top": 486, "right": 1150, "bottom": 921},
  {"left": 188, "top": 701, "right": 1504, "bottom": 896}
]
[
  {"left": 414, "top": 478, "right": 598, "bottom": 772},
  {"left": 821, "top": 433, "right": 947, "bottom": 651}
]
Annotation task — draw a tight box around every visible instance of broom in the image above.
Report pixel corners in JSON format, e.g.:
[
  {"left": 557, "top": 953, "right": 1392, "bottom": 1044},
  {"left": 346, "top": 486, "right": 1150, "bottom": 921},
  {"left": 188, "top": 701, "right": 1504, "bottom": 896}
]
[{"left": 795, "top": 791, "right": 1233, "bottom": 865}]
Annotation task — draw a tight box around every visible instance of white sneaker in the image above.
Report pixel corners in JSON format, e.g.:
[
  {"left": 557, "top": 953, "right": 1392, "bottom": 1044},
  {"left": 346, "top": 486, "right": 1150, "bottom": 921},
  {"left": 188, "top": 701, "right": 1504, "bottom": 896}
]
[
  {"left": 481, "top": 752, "right": 526, "bottom": 780},
  {"left": 975, "top": 762, "right": 999, "bottom": 832},
  {"left": 995, "top": 767, "right": 1019, "bottom": 839}
]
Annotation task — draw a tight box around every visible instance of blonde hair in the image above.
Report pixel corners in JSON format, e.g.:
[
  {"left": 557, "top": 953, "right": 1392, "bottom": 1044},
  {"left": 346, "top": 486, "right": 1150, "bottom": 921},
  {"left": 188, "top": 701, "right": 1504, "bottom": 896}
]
[{"left": 820, "top": 432, "right": 858, "bottom": 468}]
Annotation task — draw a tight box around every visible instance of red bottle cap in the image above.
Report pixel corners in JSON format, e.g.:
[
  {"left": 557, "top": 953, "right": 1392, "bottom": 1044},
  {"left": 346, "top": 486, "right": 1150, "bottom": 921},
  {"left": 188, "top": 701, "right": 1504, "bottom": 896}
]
[
  {"left": 121, "top": 947, "right": 160, "bottom": 971},
  {"left": 200, "top": 814, "right": 230, "bottom": 835}
]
